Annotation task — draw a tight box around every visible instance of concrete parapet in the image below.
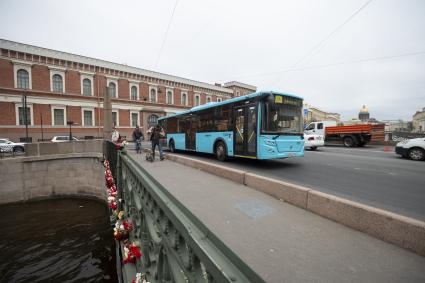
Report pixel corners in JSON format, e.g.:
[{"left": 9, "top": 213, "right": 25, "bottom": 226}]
[
  {"left": 166, "top": 154, "right": 246, "bottom": 184},
  {"left": 306, "top": 190, "right": 425, "bottom": 256},
  {"left": 25, "top": 140, "right": 103, "bottom": 157},
  {"left": 244, "top": 173, "right": 309, "bottom": 209}
]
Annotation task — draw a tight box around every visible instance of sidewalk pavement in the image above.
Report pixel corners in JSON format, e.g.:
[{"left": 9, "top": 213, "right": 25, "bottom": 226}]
[{"left": 127, "top": 150, "right": 425, "bottom": 283}]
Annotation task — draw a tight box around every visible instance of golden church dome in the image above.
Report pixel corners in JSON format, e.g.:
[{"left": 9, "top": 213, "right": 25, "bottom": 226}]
[{"left": 359, "top": 105, "right": 369, "bottom": 113}]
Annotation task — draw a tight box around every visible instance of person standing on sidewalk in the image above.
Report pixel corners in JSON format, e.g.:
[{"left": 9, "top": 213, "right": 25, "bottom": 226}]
[
  {"left": 148, "top": 124, "right": 165, "bottom": 161},
  {"left": 132, "top": 125, "right": 144, "bottom": 154},
  {"left": 111, "top": 127, "right": 120, "bottom": 143}
]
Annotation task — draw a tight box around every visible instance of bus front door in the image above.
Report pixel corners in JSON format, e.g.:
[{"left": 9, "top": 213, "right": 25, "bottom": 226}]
[
  {"left": 185, "top": 117, "right": 196, "bottom": 150},
  {"left": 234, "top": 105, "right": 256, "bottom": 158}
]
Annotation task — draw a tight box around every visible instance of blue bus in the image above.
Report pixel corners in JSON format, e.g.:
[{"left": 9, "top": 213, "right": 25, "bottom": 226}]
[{"left": 158, "top": 91, "right": 304, "bottom": 161}]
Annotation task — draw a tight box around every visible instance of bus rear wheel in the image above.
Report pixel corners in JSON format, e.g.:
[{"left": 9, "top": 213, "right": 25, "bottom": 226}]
[{"left": 215, "top": 141, "right": 227, "bottom": 162}]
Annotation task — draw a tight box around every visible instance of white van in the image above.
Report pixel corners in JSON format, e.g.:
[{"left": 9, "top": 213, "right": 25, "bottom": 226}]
[{"left": 304, "top": 121, "right": 337, "bottom": 136}]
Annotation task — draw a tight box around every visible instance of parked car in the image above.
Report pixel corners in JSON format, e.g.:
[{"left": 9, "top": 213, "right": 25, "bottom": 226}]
[
  {"left": 395, "top": 138, "right": 425, "bottom": 161},
  {"left": 304, "top": 134, "right": 324, "bottom": 151},
  {"left": 51, "top": 136, "right": 79, "bottom": 142},
  {"left": 0, "top": 138, "right": 25, "bottom": 153}
]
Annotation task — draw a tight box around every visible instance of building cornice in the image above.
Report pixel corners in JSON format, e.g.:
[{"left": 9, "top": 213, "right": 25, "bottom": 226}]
[
  {"left": 0, "top": 38, "right": 233, "bottom": 95},
  {"left": 223, "top": 81, "right": 257, "bottom": 91}
]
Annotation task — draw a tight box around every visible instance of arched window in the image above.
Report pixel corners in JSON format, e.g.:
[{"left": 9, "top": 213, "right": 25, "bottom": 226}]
[
  {"left": 17, "top": 69, "right": 29, "bottom": 89},
  {"left": 181, "top": 93, "right": 187, "bottom": 106},
  {"left": 166, "top": 91, "right": 173, "bottom": 104},
  {"left": 150, "top": 88, "right": 157, "bottom": 102},
  {"left": 131, "top": 86, "right": 138, "bottom": 100},
  {"left": 207, "top": 96, "right": 212, "bottom": 103},
  {"left": 195, "top": 95, "right": 200, "bottom": 106},
  {"left": 52, "top": 74, "right": 63, "bottom": 92},
  {"left": 108, "top": 82, "right": 116, "bottom": 98},
  {"left": 148, "top": 114, "right": 159, "bottom": 128},
  {"left": 83, "top": 78, "right": 92, "bottom": 96}
]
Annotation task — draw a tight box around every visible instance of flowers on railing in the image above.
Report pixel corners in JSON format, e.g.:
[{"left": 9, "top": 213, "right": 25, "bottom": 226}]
[
  {"left": 115, "top": 140, "right": 128, "bottom": 150},
  {"left": 113, "top": 211, "right": 133, "bottom": 241},
  {"left": 132, "top": 273, "right": 149, "bottom": 283},
  {"left": 123, "top": 240, "right": 142, "bottom": 265},
  {"left": 104, "top": 160, "right": 118, "bottom": 212},
  {"left": 104, "top": 157, "right": 145, "bottom": 280}
]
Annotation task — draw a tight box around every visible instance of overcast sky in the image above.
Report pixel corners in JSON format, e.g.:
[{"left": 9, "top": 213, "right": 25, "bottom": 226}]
[{"left": 1, "top": 0, "right": 424, "bottom": 120}]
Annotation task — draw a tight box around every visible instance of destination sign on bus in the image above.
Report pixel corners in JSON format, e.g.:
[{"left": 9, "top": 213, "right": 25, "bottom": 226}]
[{"left": 275, "top": 95, "right": 302, "bottom": 106}]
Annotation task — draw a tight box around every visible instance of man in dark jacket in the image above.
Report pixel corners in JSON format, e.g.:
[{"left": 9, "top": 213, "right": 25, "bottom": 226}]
[
  {"left": 132, "top": 126, "right": 144, "bottom": 154},
  {"left": 149, "top": 124, "right": 165, "bottom": 161}
]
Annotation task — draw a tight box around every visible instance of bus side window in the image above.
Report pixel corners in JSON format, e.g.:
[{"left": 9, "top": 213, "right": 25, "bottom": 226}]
[
  {"left": 215, "top": 105, "right": 232, "bottom": 131},
  {"left": 178, "top": 118, "right": 187, "bottom": 133},
  {"left": 167, "top": 118, "right": 178, "bottom": 133}
]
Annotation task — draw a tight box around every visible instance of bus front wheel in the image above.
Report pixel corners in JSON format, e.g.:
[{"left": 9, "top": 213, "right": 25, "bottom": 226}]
[{"left": 215, "top": 141, "right": 227, "bottom": 162}]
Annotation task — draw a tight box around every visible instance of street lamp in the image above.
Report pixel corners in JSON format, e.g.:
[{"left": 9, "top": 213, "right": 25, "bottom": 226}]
[{"left": 67, "top": 121, "right": 74, "bottom": 141}]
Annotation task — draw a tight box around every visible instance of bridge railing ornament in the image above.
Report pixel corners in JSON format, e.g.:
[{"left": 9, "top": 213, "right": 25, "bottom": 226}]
[{"left": 103, "top": 141, "right": 265, "bottom": 283}]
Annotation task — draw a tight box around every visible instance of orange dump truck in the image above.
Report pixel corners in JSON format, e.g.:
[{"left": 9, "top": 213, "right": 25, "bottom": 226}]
[{"left": 304, "top": 121, "right": 385, "bottom": 147}]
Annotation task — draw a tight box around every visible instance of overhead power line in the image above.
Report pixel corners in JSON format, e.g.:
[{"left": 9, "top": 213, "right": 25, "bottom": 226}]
[
  {"left": 264, "top": 0, "right": 374, "bottom": 86},
  {"left": 289, "top": 0, "right": 374, "bottom": 69},
  {"left": 234, "top": 51, "right": 425, "bottom": 79},
  {"left": 154, "top": 0, "right": 179, "bottom": 69}
]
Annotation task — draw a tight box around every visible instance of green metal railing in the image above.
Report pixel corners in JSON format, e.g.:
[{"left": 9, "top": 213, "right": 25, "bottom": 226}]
[{"left": 104, "top": 141, "right": 265, "bottom": 283}]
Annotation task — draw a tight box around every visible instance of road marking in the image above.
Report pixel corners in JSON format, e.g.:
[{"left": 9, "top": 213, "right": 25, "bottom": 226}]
[{"left": 325, "top": 147, "right": 392, "bottom": 154}]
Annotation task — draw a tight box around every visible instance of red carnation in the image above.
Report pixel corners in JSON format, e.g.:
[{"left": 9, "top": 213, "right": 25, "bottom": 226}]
[
  {"left": 106, "top": 176, "right": 114, "bottom": 188},
  {"left": 123, "top": 221, "right": 133, "bottom": 232},
  {"left": 109, "top": 201, "right": 117, "bottom": 210}
]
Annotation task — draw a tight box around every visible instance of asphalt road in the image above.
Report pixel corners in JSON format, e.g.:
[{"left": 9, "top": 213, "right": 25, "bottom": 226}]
[{"left": 156, "top": 145, "right": 425, "bottom": 221}]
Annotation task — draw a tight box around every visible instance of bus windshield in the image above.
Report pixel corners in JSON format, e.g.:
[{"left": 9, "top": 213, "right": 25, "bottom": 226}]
[{"left": 262, "top": 96, "right": 302, "bottom": 135}]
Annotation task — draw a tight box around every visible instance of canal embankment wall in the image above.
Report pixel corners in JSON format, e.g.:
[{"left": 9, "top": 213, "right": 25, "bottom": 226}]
[{"left": 0, "top": 140, "right": 105, "bottom": 204}]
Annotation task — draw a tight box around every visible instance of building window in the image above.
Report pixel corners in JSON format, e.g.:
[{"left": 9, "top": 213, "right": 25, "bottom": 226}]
[
  {"left": 150, "top": 88, "right": 157, "bottom": 103},
  {"left": 148, "top": 114, "right": 159, "bottom": 128},
  {"left": 80, "top": 73, "right": 94, "bottom": 96},
  {"left": 82, "top": 109, "right": 94, "bottom": 126},
  {"left": 217, "top": 98, "right": 222, "bottom": 102},
  {"left": 166, "top": 90, "right": 173, "bottom": 104},
  {"left": 52, "top": 107, "right": 66, "bottom": 126},
  {"left": 17, "top": 69, "right": 30, "bottom": 89},
  {"left": 15, "top": 104, "right": 33, "bottom": 126},
  {"left": 195, "top": 94, "right": 200, "bottom": 106},
  {"left": 13, "top": 62, "right": 33, "bottom": 89},
  {"left": 52, "top": 74, "right": 63, "bottom": 92},
  {"left": 131, "top": 86, "right": 138, "bottom": 100},
  {"left": 112, "top": 110, "right": 119, "bottom": 127},
  {"left": 50, "top": 69, "right": 66, "bottom": 93},
  {"left": 181, "top": 92, "right": 187, "bottom": 106},
  {"left": 130, "top": 112, "right": 139, "bottom": 127},
  {"left": 108, "top": 82, "right": 116, "bottom": 98},
  {"left": 18, "top": 107, "right": 31, "bottom": 125},
  {"left": 207, "top": 96, "right": 212, "bottom": 103},
  {"left": 83, "top": 78, "right": 92, "bottom": 96}
]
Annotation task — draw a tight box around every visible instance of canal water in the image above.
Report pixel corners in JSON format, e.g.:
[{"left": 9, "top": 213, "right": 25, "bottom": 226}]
[{"left": 0, "top": 198, "right": 118, "bottom": 282}]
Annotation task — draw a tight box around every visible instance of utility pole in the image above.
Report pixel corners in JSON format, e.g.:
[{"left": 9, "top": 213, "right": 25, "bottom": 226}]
[
  {"left": 22, "top": 92, "right": 29, "bottom": 142},
  {"left": 40, "top": 113, "right": 44, "bottom": 141},
  {"left": 103, "top": 86, "right": 113, "bottom": 140}
]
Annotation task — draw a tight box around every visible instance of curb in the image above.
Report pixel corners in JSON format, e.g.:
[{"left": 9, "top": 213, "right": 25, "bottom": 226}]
[{"left": 165, "top": 153, "right": 425, "bottom": 257}]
